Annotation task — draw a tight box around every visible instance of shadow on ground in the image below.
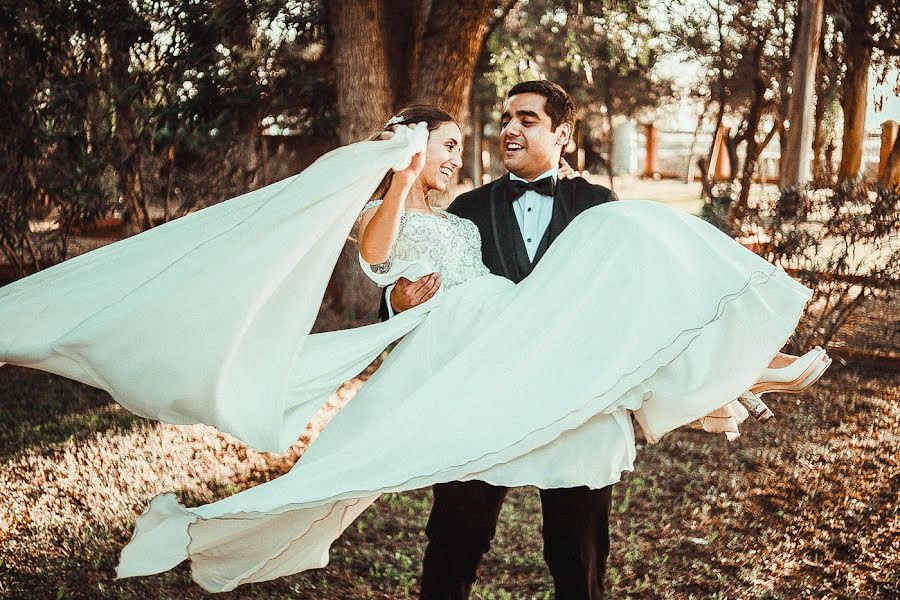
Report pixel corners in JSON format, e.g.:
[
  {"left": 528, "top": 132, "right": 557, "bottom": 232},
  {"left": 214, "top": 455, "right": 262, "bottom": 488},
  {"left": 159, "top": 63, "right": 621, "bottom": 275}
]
[{"left": 0, "top": 366, "right": 141, "bottom": 460}]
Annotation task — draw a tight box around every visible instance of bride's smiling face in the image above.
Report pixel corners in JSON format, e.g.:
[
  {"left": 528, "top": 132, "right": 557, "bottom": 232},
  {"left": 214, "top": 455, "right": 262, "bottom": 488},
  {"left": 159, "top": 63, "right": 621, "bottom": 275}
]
[{"left": 419, "top": 122, "right": 463, "bottom": 192}]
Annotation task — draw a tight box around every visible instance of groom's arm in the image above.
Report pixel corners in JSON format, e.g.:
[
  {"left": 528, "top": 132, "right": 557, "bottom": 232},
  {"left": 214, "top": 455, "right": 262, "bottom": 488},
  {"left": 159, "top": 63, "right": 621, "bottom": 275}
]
[
  {"left": 378, "top": 286, "right": 393, "bottom": 321},
  {"left": 561, "top": 178, "right": 619, "bottom": 215},
  {"left": 580, "top": 179, "right": 619, "bottom": 206}
]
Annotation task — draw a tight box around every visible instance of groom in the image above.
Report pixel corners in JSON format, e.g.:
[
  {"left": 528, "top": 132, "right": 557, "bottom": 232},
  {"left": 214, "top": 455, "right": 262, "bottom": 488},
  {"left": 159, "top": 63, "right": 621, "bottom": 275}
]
[{"left": 383, "top": 80, "right": 620, "bottom": 599}]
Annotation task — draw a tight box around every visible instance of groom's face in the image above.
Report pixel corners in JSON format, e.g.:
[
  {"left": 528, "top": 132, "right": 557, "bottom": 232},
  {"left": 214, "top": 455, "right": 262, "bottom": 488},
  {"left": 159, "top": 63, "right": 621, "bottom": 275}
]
[{"left": 500, "top": 92, "right": 569, "bottom": 181}]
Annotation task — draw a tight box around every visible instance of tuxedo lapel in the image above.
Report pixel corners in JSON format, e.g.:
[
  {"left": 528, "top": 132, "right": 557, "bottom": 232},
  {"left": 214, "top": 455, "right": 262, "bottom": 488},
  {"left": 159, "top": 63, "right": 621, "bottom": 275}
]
[
  {"left": 531, "top": 178, "right": 575, "bottom": 266},
  {"left": 489, "top": 175, "right": 530, "bottom": 282}
]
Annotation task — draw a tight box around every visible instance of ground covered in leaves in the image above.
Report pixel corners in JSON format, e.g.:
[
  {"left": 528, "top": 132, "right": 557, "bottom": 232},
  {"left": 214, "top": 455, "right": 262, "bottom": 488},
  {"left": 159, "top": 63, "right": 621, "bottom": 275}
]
[{"left": 0, "top": 360, "right": 896, "bottom": 599}]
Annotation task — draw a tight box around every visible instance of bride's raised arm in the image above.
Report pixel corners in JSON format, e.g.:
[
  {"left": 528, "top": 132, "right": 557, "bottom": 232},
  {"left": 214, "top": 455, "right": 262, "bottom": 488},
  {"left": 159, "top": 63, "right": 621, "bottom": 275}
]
[{"left": 358, "top": 145, "right": 425, "bottom": 265}]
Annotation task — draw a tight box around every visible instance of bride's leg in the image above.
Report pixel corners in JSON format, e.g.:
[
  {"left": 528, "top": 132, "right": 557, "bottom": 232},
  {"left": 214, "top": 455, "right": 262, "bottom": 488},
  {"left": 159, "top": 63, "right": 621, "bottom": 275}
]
[{"left": 767, "top": 351, "right": 796, "bottom": 369}]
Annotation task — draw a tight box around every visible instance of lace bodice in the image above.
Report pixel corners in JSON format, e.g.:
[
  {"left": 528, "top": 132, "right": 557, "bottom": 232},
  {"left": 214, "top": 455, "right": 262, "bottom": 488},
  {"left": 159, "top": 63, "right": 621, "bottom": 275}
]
[{"left": 361, "top": 200, "right": 490, "bottom": 289}]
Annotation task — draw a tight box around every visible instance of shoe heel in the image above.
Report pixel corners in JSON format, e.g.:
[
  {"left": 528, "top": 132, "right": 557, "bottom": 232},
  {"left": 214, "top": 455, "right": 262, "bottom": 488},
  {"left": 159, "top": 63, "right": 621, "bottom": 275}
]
[{"left": 738, "top": 391, "right": 774, "bottom": 422}]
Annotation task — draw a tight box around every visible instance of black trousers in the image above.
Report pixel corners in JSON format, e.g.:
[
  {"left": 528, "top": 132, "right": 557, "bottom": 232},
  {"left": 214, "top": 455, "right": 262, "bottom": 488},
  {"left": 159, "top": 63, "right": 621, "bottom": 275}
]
[{"left": 419, "top": 480, "right": 613, "bottom": 599}]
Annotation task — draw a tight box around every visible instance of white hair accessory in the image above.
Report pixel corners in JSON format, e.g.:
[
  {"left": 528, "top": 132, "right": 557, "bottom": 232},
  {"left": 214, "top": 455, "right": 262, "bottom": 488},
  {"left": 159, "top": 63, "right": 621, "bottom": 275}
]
[
  {"left": 385, "top": 115, "right": 405, "bottom": 128},
  {"left": 389, "top": 122, "right": 429, "bottom": 171}
]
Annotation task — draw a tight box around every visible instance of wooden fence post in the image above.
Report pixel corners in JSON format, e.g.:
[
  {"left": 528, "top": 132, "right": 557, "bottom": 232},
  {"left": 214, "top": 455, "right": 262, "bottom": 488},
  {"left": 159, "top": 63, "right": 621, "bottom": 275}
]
[
  {"left": 709, "top": 125, "right": 731, "bottom": 181},
  {"left": 878, "top": 120, "right": 898, "bottom": 180},
  {"left": 644, "top": 123, "right": 658, "bottom": 178}
]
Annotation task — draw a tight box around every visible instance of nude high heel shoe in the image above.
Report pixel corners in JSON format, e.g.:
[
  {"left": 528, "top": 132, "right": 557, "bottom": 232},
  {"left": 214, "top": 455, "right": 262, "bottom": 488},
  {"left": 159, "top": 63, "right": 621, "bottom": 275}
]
[
  {"left": 738, "top": 391, "right": 774, "bottom": 422},
  {"left": 739, "top": 348, "right": 831, "bottom": 424},
  {"left": 750, "top": 348, "right": 831, "bottom": 396}
]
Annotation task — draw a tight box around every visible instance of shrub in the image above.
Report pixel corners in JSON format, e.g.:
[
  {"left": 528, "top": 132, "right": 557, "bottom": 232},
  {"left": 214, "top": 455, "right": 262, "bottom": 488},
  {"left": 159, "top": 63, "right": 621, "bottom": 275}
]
[{"left": 702, "top": 179, "right": 900, "bottom": 354}]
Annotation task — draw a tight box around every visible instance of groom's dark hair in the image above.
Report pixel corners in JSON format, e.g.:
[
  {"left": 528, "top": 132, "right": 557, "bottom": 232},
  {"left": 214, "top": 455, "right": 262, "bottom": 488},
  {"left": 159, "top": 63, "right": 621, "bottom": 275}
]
[{"left": 507, "top": 80, "right": 575, "bottom": 131}]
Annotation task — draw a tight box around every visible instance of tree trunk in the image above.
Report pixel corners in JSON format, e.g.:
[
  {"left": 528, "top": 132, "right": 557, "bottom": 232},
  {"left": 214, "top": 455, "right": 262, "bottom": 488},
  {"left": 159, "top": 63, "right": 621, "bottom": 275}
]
[
  {"left": 328, "top": 0, "right": 393, "bottom": 144},
  {"left": 837, "top": 5, "right": 872, "bottom": 181},
  {"left": 468, "top": 91, "right": 484, "bottom": 185},
  {"left": 724, "top": 130, "right": 739, "bottom": 182},
  {"left": 413, "top": 0, "right": 493, "bottom": 119},
  {"left": 325, "top": 0, "right": 395, "bottom": 320},
  {"left": 811, "top": 87, "right": 827, "bottom": 181},
  {"left": 780, "top": 0, "right": 824, "bottom": 189},
  {"left": 575, "top": 121, "right": 586, "bottom": 172},
  {"left": 729, "top": 40, "right": 767, "bottom": 226},
  {"left": 811, "top": 24, "right": 835, "bottom": 182},
  {"left": 382, "top": 0, "right": 426, "bottom": 107},
  {"left": 109, "top": 61, "right": 152, "bottom": 233}
]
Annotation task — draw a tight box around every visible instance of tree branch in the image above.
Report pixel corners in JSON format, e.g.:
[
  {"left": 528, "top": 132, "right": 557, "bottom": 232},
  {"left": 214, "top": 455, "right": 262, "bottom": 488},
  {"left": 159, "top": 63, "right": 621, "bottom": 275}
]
[
  {"left": 868, "top": 38, "right": 900, "bottom": 57},
  {"left": 759, "top": 119, "right": 781, "bottom": 150}
]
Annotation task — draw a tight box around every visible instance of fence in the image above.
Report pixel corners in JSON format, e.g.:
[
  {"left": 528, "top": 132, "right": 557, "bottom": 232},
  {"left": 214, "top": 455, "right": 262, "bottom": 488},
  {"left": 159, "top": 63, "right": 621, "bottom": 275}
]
[{"left": 634, "top": 125, "right": 890, "bottom": 183}]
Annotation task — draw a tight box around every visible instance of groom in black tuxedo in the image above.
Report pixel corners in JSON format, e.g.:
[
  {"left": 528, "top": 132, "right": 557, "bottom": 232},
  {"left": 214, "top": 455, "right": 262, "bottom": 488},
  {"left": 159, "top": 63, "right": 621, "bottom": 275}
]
[{"left": 383, "top": 80, "right": 618, "bottom": 599}]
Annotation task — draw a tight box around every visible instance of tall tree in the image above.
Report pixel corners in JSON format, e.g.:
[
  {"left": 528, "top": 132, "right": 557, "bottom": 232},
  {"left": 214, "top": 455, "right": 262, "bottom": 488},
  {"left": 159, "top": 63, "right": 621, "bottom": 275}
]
[
  {"left": 327, "top": 0, "right": 393, "bottom": 145},
  {"left": 835, "top": 1, "right": 874, "bottom": 180},
  {"left": 780, "top": 0, "right": 825, "bottom": 189},
  {"left": 668, "top": 0, "right": 797, "bottom": 225},
  {"left": 474, "top": 0, "right": 673, "bottom": 179},
  {"left": 810, "top": 13, "right": 844, "bottom": 182},
  {"left": 324, "top": 0, "right": 495, "bottom": 319},
  {"left": 832, "top": 0, "right": 900, "bottom": 181},
  {"left": 328, "top": 0, "right": 494, "bottom": 143}
]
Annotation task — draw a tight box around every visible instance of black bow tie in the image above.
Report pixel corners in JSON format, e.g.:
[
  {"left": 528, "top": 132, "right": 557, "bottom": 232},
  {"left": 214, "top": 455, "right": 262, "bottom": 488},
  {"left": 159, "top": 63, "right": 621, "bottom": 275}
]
[{"left": 508, "top": 176, "right": 554, "bottom": 200}]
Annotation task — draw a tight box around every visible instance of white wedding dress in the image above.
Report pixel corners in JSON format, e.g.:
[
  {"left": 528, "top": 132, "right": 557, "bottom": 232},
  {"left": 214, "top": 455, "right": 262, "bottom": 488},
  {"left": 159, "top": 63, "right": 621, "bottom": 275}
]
[{"left": 0, "top": 127, "right": 811, "bottom": 591}]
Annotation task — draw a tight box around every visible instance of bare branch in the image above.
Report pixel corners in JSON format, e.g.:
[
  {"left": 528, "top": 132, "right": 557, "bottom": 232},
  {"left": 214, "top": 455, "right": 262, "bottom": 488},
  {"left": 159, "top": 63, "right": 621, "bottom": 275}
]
[{"left": 868, "top": 38, "right": 900, "bottom": 57}]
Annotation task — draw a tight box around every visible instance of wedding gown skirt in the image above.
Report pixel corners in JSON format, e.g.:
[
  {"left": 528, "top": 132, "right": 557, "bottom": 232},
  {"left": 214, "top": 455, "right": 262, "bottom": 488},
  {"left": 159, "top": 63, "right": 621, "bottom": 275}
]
[{"left": 0, "top": 127, "right": 811, "bottom": 591}]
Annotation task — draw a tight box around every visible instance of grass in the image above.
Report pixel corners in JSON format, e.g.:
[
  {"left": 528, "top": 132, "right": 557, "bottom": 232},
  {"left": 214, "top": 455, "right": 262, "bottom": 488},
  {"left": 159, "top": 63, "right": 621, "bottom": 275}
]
[{"left": 0, "top": 361, "right": 897, "bottom": 599}]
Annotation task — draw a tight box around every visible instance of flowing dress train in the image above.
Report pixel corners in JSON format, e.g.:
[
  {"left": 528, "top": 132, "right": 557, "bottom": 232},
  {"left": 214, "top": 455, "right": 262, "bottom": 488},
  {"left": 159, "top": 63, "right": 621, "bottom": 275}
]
[{"left": 0, "top": 127, "right": 811, "bottom": 591}]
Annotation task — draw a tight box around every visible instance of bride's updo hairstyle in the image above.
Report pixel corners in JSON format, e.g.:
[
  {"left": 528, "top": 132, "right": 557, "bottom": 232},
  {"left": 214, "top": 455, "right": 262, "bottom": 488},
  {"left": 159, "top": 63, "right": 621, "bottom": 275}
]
[{"left": 369, "top": 105, "right": 456, "bottom": 201}]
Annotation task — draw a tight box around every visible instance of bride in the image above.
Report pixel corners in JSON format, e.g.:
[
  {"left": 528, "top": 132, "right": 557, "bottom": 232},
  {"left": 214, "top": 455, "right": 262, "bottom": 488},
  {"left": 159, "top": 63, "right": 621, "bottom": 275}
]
[{"left": 0, "top": 105, "right": 829, "bottom": 592}]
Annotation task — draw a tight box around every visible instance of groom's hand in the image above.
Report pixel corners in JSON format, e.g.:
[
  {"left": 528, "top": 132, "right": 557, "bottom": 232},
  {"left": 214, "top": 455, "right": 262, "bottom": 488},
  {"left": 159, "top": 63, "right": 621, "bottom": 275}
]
[{"left": 390, "top": 273, "right": 441, "bottom": 313}]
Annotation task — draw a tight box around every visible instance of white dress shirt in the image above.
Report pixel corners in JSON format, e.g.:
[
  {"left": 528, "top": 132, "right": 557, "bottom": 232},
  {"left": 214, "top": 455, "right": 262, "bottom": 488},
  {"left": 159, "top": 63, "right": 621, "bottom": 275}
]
[
  {"left": 385, "top": 166, "right": 559, "bottom": 317},
  {"left": 509, "top": 165, "right": 558, "bottom": 262}
]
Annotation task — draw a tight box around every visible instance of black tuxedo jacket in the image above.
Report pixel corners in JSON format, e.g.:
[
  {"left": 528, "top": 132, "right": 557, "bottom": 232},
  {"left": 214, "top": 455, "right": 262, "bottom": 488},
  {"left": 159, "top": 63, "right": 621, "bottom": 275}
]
[{"left": 378, "top": 174, "right": 618, "bottom": 320}]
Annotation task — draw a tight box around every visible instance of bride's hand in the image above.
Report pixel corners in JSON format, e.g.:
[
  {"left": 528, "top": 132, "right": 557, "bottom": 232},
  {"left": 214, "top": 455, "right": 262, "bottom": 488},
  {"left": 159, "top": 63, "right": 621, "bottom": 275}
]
[
  {"left": 394, "top": 151, "right": 425, "bottom": 183},
  {"left": 558, "top": 157, "right": 580, "bottom": 180},
  {"left": 393, "top": 125, "right": 426, "bottom": 183}
]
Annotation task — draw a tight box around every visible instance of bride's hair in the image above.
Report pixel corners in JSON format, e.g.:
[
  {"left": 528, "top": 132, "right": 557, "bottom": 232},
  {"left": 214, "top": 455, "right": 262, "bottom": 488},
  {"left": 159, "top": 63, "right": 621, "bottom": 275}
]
[{"left": 368, "top": 105, "right": 456, "bottom": 202}]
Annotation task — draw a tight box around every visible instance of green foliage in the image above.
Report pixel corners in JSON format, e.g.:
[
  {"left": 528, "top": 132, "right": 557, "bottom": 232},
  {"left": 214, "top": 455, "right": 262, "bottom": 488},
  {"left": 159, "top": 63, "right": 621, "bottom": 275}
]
[
  {"left": 666, "top": 0, "right": 899, "bottom": 196},
  {"left": 0, "top": 0, "right": 333, "bottom": 277},
  {"left": 476, "top": 0, "right": 675, "bottom": 171},
  {"left": 830, "top": 0, "right": 900, "bottom": 93},
  {"left": 699, "top": 182, "right": 738, "bottom": 235}
]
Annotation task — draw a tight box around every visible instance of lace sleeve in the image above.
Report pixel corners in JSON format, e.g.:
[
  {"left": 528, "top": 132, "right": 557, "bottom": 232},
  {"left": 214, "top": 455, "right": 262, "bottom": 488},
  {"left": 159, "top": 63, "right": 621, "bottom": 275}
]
[{"left": 359, "top": 199, "right": 391, "bottom": 274}]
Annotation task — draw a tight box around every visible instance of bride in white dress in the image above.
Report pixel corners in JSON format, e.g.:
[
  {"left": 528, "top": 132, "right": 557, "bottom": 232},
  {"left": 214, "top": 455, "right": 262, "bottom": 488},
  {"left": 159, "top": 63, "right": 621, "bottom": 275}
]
[{"left": 0, "top": 107, "right": 829, "bottom": 592}]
